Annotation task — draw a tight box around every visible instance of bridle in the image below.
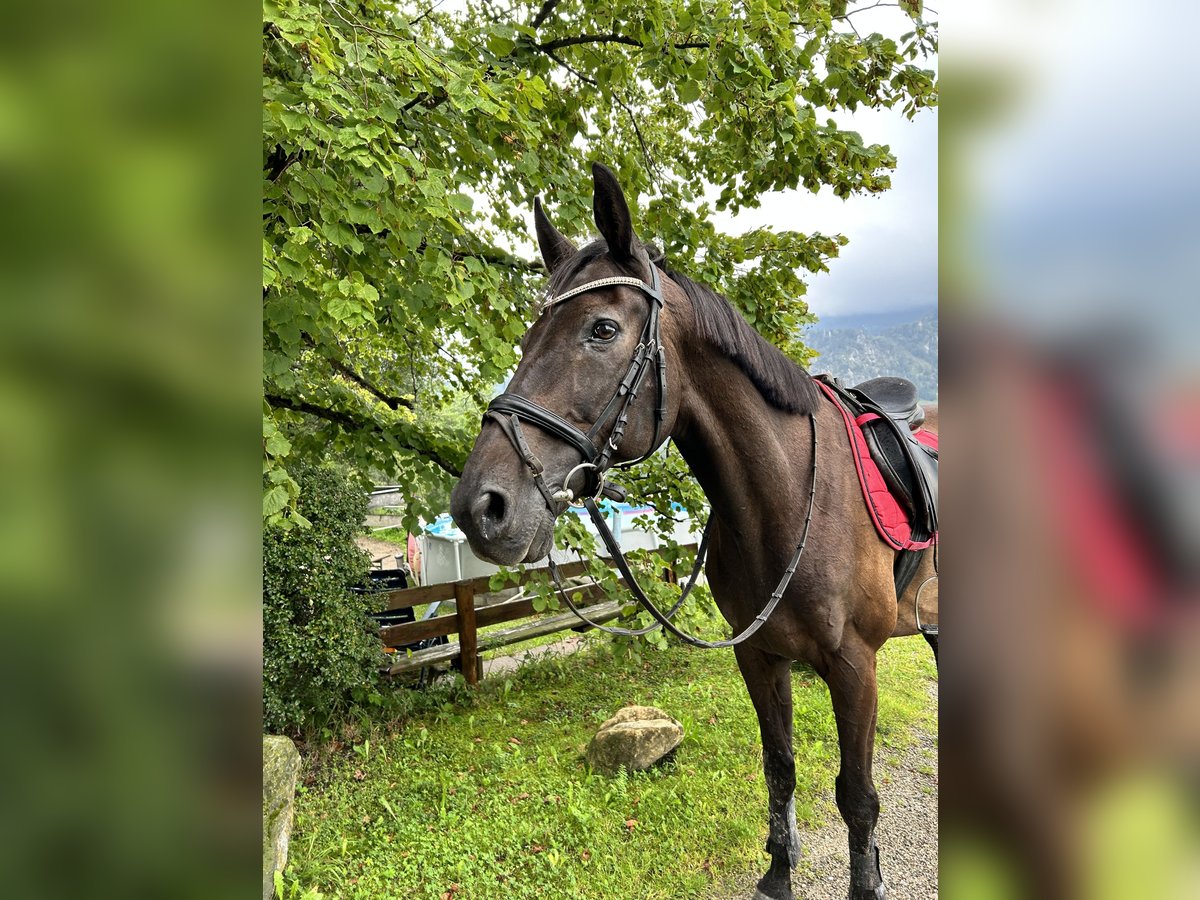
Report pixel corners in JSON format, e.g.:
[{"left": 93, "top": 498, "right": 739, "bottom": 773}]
[
  {"left": 484, "top": 263, "right": 668, "bottom": 509},
  {"left": 480, "top": 260, "right": 819, "bottom": 649}
]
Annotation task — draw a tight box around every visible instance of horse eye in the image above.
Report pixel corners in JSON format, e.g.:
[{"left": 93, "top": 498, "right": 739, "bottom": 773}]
[{"left": 591, "top": 320, "right": 618, "bottom": 342}]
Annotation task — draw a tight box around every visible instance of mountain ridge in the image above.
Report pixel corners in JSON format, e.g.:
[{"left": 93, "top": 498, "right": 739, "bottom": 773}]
[{"left": 804, "top": 309, "right": 938, "bottom": 402}]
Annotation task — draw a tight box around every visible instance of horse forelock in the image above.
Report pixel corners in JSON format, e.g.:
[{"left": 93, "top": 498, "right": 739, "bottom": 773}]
[{"left": 544, "top": 239, "right": 648, "bottom": 297}]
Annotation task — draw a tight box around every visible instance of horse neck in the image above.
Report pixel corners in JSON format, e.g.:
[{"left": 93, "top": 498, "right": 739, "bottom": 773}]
[{"left": 669, "top": 345, "right": 812, "bottom": 532}]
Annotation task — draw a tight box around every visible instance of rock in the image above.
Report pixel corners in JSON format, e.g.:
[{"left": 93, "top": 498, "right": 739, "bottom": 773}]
[
  {"left": 585, "top": 705, "right": 683, "bottom": 776},
  {"left": 263, "top": 735, "right": 302, "bottom": 900}
]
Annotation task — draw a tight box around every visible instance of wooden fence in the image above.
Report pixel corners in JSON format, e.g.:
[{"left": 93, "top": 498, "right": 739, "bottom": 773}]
[{"left": 377, "top": 543, "right": 697, "bottom": 685}]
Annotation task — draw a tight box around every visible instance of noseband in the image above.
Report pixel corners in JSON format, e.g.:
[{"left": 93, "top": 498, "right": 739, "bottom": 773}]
[{"left": 484, "top": 264, "right": 667, "bottom": 508}]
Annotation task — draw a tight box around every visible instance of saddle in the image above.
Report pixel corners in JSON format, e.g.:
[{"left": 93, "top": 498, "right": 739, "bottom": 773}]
[
  {"left": 854, "top": 376, "right": 926, "bottom": 431},
  {"left": 815, "top": 374, "right": 939, "bottom": 595}
]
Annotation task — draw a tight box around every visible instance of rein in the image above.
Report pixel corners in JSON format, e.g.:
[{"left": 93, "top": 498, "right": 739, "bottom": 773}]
[
  {"left": 551, "top": 416, "right": 817, "bottom": 648},
  {"left": 483, "top": 264, "right": 819, "bottom": 648}
]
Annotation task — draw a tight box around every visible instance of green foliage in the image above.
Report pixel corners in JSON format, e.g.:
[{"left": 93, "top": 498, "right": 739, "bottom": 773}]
[
  {"left": 284, "top": 634, "right": 937, "bottom": 898},
  {"left": 262, "top": 0, "right": 938, "bottom": 529},
  {"left": 263, "top": 462, "right": 378, "bottom": 733}
]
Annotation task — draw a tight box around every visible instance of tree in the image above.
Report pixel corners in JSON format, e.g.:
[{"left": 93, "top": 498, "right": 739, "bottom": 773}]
[{"left": 262, "top": 0, "right": 937, "bottom": 530}]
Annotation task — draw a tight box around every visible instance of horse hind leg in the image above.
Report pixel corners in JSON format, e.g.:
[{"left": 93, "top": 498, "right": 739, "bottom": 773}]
[
  {"left": 826, "top": 635, "right": 887, "bottom": 900},
  {"left": 735, "top": 646, "right": 802, "bottom": 900}
]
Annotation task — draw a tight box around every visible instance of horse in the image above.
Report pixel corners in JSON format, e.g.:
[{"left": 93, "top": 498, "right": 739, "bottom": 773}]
[{"left": 449, "top": 163, "right": 938, "bottom": 900}]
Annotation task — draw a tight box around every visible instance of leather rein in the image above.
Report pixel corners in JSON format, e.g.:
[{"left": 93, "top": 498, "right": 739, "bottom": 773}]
[{"left": 483, "top": 264, "right": 818, "bottom": 648}]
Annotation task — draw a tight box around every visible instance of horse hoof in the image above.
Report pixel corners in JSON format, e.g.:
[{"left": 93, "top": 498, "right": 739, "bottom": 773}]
[{"left": 752, "top": 876, "right": 792, "bottom": 900}]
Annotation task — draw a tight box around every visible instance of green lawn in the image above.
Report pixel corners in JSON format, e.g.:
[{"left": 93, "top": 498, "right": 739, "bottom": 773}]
[{"left": 282, "top": 635, "right": 937, "bottom": 900}]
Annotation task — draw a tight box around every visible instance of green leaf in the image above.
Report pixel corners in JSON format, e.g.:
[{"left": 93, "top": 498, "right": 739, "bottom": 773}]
[
  {"left": 487, "top": 35, "right": 515, "bottom": 56},
  {"left": 265, "top": 431, "right": 291, "bottom": 457},
  {"left": 447, "top": 193, "right": 474, "bottom": 213},
  {"left": 327, "top": 296, "right": 361, "bottom": 322},
  {"left": 263, "top": 485, "right": 290, "bottom": 517},
  {"left": 677, "top": 81, "right": 702, "bottom": 104}
]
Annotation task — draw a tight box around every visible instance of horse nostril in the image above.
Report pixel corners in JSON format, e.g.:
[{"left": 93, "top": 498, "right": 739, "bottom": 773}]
[{"left": 473, "top": 488, "right": 508, "bottom": 530}]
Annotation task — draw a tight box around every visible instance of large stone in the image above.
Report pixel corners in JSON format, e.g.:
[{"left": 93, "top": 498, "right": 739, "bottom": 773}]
[
  {"left": 585, "top": 705, "right": 683, "bottom": 776},
  {"left": 263, "top": 735, "right": 302, "bottom": 900}
]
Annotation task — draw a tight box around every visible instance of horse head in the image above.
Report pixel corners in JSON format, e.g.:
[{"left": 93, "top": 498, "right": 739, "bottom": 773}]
[{"left": 450, "top": 163, "right": 682, "bottom": 565}]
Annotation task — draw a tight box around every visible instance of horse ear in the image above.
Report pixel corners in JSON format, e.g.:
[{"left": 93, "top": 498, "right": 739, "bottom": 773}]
[
  {"left": 591, "top": 162, "right": 636, "bottom": 262},
  {"left": 534, "top": 196, "right": 576, "bottom": 274}
]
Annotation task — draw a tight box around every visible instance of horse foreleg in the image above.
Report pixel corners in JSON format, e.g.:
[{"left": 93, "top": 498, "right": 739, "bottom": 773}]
[
  {"left": 735, "top": 645, "right": 801, "bottom": 900},
  {"left": 826, "top": 635, "right": 887, "bottom": 900}
]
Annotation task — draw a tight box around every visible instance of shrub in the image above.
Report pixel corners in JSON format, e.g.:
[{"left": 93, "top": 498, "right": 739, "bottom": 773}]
[{"left": 263, "top": 463, "right": 378, "bottom": 734}]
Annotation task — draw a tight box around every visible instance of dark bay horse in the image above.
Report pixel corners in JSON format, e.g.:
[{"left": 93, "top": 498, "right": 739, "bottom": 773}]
[{"left": 450, "top": 163, "right": 937, "bottom": 900}]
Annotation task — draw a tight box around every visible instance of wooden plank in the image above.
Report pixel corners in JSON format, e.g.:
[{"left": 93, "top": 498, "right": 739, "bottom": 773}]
[
  {"left": 379, "top": 583, "right": 606, "bottom": 648},
  {"left": 379, "top": 612, "right": 457, "bottom": 647},
  {"left": 377, "top": 547, "right": 673, "bottom": 611},
  {"left": 383, "top": 600, "right": 625, "bottom": 676},
  {"left": 382, "top": 641, "right": 462, "bottom": 673},
  {"left": 380, "top": 582, "right": 457, "bottom": 610},
  {"left": 475, "top": 582, "right": 606, "bottom": 629},
  {"left": 475, "top": 601, "right": 624, "bottom": 649},
  {"left": 455, "top": 581, "right": 478, "bottom": 686}
]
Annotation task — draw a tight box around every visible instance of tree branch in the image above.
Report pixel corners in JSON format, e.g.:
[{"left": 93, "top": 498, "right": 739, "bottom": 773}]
[
  {"left": 452, "top": 248, "right": 545, "bottom": 273},
  {"left": 612, "top": 90, "right": 662, "bottom": 185},
  {"left": 541, "top": 47, "right": 598, "bottom": 86},
  {"left": 327, "top": 356, "right": 414, "bottom": 410},
  {"left": 530, "top": 0, "right": 561, "bottom": 28},
  {"left": 837, "top": 2, "right": 937, "bottom": 19},
  {"left": 539, "top": 48, "right": 659, "bottom": 183},
  {"left": 538, "top": 33, "right": 709, "bottom": 52},
  {"left": 409, "top": 0, "right": 447, "bottom": 26},
  {"left": 266, "top": 392, "right": 463, "bottom": 477},
  {"left": 266, "top": 392, "right": 362, "bottom": 430},
  {"left": 265, "top": 144, "right": 302, "bottom": 182},
  {"left": 402, "top": 89, "right": 449, "bottom": 112}
]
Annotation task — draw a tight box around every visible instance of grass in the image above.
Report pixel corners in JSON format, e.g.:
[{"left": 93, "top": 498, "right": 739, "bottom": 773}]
[
  {"left": 365, "top": 526, "right": 408, "bottom": 545},
  {"left": 284, "top": 635, "right": 936, "bottom": 900}
]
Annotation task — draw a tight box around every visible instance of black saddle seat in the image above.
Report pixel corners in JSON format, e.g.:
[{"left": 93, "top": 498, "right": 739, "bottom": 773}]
[{"left": 853, "top": 376, "right": 925, "bottom": 430}]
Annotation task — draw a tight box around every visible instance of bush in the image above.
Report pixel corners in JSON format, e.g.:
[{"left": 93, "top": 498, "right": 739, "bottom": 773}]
[{"left": 263, "top": 463, "right": 378, "bottom": 734}]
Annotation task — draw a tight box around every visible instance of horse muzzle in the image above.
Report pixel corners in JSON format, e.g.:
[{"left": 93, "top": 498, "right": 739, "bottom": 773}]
[{"left": 450, "top": 476, "right": 556, "bottom": 566}]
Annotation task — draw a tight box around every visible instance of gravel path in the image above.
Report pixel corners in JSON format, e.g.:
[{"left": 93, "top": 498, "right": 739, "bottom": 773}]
[
  {"left": 356, "top": 535, "right": 407, "bottom": 569},
  {"left": 707, "top": 687, "right": 939, "bottom": 900}
]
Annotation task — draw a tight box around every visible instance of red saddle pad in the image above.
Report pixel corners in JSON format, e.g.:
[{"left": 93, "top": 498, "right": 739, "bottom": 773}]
[{"left": 816, "top": 380, "right": 937, "bottom": 552}]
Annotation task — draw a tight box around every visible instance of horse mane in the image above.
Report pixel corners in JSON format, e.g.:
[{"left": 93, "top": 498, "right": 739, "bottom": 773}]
[{"left": 548, "top": 240, "right": 819, "bottom": 416}]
